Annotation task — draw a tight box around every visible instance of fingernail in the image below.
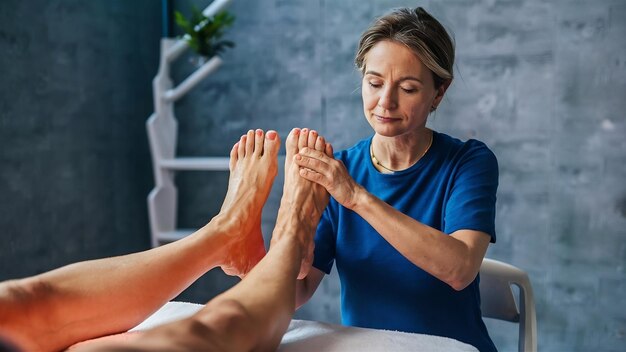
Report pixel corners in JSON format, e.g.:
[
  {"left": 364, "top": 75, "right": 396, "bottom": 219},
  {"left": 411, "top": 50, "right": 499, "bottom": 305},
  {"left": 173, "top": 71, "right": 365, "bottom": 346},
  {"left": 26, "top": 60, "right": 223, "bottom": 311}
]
[{"left": 295, "top": 154, "right": 302, "bottom": 160}]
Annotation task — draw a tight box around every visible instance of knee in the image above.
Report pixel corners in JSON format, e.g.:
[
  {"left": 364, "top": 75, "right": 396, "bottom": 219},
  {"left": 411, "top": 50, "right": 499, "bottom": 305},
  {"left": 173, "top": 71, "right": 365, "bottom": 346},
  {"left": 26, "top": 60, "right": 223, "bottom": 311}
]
[
  {"left": 189, "top": 299, "right": 257, "bottom": 350},
  {"left": 202, "top": 299, "right": 252, "bottom": 334},
  {"left": 1, "top": 278, "right": 51, "bottom": 319}
]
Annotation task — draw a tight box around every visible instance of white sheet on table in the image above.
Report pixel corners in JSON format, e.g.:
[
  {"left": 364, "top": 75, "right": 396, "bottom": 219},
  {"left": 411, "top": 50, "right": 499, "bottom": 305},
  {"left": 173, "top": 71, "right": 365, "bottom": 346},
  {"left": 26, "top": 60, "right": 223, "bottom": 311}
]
[
  {"left": 130, "top": 301, "right": 478, "bottom": 352},
  {"left": 129, "top": 301, "right": 204, "bottom": 332}
]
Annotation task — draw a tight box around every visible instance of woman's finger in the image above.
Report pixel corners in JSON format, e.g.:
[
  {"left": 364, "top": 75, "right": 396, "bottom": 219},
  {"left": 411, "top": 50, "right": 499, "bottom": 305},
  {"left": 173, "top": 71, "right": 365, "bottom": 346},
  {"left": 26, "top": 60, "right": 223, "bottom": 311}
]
[
  {"left": 299, "top": 146, "right": 331, "bottom": 163},
  {"left": 299, "top": 167, "right": 328, "bottom": 188},
  {"left": 294, "top": 154, "right": 329, "bottom": 176}
]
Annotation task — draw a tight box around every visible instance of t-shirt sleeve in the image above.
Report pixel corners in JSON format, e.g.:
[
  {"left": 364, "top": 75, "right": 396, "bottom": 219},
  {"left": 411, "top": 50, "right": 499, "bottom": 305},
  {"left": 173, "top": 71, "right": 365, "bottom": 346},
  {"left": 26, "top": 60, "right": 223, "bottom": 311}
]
[
  {"left": 312, "top": 203, "right": 336, "bottom": 274},
  {"left": 444, "top": 143, "right": 499, "bottom": 242}
]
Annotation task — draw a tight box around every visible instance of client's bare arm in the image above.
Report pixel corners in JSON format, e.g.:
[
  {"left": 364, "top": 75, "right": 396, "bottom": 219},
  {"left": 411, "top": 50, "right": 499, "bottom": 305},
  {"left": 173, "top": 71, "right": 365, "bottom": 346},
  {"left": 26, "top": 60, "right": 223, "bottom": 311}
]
[{"left": 0, "top": 129, "right": 278, "bottom": 352}]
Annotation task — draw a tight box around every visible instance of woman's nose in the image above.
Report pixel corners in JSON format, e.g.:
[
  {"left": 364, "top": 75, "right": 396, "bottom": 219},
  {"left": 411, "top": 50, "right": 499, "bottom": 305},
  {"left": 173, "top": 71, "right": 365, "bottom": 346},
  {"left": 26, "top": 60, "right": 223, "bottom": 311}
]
[{"left": 377, "top": 88, "right": 397, "bottom": 110}]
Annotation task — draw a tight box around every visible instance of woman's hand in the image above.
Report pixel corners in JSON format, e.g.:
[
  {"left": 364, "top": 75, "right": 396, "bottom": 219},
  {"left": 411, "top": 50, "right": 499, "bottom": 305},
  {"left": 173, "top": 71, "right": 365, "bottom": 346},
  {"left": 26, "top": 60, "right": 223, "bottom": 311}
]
[{"left": 294, "top": 146, "right": 363, "bottom": 210}]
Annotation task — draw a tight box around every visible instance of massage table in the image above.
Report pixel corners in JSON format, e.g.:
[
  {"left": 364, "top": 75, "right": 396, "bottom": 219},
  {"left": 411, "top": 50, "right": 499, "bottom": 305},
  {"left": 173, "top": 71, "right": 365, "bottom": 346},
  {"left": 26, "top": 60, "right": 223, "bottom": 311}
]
[{"left": 75, "top": 301, "right": 478, "bottom": 351}]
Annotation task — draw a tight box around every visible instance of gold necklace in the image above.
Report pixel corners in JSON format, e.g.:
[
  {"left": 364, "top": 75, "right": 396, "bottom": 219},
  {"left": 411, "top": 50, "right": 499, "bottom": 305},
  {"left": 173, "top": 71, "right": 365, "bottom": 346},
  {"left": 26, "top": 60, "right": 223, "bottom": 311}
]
[{"left": 370, "top": 132, "right": 433, "bottom": 174}]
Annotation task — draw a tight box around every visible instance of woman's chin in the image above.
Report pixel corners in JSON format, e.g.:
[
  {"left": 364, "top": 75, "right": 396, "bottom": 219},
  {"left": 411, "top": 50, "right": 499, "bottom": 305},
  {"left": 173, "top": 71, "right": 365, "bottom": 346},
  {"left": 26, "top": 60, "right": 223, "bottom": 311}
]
[{"left": 371, "top": 126, "right": 408, "bottom": 138}]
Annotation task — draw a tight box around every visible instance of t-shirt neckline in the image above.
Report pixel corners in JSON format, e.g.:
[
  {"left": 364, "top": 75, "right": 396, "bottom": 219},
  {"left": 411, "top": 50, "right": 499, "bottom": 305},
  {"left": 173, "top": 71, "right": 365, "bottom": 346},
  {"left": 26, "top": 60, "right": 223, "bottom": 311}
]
[{"left": 366, "top": 132, "right": 437, "bottom": 177}]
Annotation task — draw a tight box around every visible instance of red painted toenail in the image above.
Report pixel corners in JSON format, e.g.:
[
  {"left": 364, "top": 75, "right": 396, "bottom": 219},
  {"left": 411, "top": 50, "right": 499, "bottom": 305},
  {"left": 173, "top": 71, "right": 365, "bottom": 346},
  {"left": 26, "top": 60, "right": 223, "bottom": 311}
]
[{"left": 256, "top": 130, "right": 263, "bottom": 136}]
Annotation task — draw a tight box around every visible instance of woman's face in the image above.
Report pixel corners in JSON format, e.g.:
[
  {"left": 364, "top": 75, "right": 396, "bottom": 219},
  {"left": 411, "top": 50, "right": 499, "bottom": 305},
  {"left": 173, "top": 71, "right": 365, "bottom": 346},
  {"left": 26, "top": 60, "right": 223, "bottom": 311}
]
[{"left": 361, "top": 40, "right": 444, "bottom": 138}]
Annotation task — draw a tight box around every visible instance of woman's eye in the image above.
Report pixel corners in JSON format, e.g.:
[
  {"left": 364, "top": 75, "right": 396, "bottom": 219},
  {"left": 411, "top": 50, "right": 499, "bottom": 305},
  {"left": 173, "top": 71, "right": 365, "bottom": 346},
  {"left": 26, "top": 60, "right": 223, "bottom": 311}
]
[
  {"left": 368, "top": 82, "right": 382, "bottom": 88},
  {"left": 401, "top": 87, "right": 417, "bottom": 93}
]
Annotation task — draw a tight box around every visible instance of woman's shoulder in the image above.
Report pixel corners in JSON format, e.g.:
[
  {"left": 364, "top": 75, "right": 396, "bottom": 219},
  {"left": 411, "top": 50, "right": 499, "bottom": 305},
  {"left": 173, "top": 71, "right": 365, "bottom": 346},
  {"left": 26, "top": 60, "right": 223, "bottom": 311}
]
[
  {"left": 334, "top": 137, "right": 372, "bottom": 162},
  {"left": 434, "top": 131, "right": 496, "bottom": 161}
]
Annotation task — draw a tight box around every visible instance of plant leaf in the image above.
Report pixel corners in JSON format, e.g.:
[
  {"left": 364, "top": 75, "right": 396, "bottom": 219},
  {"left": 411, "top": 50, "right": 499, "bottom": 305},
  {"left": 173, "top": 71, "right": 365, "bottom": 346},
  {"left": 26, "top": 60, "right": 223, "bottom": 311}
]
[{"left": 173, "top": 8, "right": 236, "bottom": 58}]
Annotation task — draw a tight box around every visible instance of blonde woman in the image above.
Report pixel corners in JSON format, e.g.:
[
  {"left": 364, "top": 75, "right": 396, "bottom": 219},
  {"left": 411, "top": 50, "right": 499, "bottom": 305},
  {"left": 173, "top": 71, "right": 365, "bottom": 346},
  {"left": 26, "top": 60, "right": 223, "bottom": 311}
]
[{"left": 294, "top": 8, "right": 499, "bottom": 352}]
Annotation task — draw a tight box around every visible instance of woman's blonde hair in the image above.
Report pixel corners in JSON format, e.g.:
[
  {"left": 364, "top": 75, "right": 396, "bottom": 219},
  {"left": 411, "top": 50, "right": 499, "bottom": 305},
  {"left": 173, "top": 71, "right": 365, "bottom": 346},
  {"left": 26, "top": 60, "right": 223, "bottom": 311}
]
[{"left": 355, "top": 7, "right": 455, "bottom": 89}]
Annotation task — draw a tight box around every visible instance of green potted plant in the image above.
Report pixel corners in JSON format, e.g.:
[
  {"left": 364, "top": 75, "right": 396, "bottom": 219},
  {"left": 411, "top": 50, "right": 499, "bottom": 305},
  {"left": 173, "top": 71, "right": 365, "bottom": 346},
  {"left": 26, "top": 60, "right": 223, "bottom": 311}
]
[{"left": 174, "top": 7, "right": 235, "bottom": 66}]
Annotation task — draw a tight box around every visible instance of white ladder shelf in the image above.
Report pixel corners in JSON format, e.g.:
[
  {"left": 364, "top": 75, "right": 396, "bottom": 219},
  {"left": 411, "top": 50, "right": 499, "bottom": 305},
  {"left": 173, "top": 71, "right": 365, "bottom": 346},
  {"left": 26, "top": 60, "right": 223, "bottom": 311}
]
[{"left": 146, "top": 0, "right": 233, "bottom": 247}]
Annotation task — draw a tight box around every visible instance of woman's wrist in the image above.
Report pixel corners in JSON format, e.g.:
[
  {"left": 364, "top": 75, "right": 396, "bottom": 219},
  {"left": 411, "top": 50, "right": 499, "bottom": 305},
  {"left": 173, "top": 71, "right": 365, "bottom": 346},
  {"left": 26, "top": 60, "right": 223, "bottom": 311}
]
[{"left": 345, "top": 184, "right": 369, "bottom": 212}]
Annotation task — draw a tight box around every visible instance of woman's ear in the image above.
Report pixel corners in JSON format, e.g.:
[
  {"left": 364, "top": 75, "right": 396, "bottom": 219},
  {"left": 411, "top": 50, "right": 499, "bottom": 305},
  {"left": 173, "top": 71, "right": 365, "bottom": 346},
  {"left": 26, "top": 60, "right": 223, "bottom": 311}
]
[{"left": 433, "top": 79, "right": 452, "bottom": 107}]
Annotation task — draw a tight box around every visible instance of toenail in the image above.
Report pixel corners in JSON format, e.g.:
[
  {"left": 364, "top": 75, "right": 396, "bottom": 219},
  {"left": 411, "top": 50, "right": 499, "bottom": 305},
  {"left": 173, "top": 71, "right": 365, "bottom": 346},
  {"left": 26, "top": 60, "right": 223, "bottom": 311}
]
[
  {"left": 267, "top": 132, "right": 277, "bottom": 140},
  {"left": 256, "top": 130, "right": 263, "bottom": 136}
]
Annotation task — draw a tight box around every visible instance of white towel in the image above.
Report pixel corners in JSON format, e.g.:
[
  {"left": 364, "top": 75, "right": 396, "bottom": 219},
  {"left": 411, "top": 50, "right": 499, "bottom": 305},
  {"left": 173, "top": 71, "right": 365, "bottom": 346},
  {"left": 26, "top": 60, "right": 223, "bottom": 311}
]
[
  {"left": 129, "top": 301, "right": 203, "bottom": 331},
  {"left": 130, "top": 301, "right": 478, "bottom": 352},
  {"left": 279, "top": 319, "right": 477, "bottom": 352}
]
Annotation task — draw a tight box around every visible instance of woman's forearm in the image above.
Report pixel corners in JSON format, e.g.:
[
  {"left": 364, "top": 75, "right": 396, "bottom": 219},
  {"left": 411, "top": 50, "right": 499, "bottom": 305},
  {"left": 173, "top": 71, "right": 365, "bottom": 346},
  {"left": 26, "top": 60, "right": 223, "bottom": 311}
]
[{"left": 351, "top": 189, "right": 489, "bottom": 290}]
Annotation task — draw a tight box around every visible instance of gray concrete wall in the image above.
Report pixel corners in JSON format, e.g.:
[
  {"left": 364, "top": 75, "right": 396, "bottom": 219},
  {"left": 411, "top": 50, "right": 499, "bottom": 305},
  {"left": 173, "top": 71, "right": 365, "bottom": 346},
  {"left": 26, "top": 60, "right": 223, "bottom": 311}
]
[
  {"left": 0, "top": 0, "right": 159, "bottom": 276},
  {"left": 1, "top": 0, "right": 624, "bottom": 351}
]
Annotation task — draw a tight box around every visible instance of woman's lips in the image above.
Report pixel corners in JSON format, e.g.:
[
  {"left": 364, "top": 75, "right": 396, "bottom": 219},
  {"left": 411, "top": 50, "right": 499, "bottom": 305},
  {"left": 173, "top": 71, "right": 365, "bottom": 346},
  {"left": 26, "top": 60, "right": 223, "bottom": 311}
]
[{"left": 374, "top": 114, "right": 399, "bottom": 123}]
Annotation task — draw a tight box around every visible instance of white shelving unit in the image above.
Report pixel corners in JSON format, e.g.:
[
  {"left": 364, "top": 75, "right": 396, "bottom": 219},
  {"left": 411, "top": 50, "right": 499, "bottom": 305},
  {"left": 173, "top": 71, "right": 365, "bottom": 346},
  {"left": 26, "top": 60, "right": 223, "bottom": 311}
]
[{"left": 146, "top": 0, "right": 233, "bottom": 247}]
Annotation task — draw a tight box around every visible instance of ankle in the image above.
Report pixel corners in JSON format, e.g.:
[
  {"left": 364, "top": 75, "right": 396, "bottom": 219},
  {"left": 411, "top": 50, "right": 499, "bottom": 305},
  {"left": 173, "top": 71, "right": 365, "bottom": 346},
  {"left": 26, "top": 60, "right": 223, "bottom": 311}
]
[
  {"left": 274, "top": 211, "right": 315, "bottom": 242},
  {"left": 206, "top": 214, "right": 243, "bottom": 240},
  {"left": 270, "top": 230, "right": 306, "bottom": 257}
]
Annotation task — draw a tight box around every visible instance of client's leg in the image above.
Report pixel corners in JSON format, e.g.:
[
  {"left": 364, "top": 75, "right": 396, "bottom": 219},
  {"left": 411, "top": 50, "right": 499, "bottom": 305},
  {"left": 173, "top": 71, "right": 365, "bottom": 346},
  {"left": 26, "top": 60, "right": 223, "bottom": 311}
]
[
  {"left": 0, "top": 130, "right": 279, "bottom": 352},
  {"left": 273, "top": 128, "right": 331, "bottom": 279},
  {"left": 83, "top": 128, "right": 330, "bottom": 352}
]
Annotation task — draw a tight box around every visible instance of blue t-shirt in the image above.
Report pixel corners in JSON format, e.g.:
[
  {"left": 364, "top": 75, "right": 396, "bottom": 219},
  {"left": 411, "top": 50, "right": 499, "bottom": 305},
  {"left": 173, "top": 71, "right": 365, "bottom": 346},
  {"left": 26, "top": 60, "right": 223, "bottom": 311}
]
[{"left": 312, "top": 131, "right": 498, "bottom": 352}]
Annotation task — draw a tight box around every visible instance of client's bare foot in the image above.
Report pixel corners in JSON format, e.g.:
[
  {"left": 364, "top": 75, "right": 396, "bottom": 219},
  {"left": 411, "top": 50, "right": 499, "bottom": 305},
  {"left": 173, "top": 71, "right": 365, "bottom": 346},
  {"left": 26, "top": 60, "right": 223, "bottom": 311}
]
[
  {"left": 217, "top": 129, "right": 280, "bottom": 277},
  {"left": 271, "top": 128, "right": 330, "bottom": 279}
]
